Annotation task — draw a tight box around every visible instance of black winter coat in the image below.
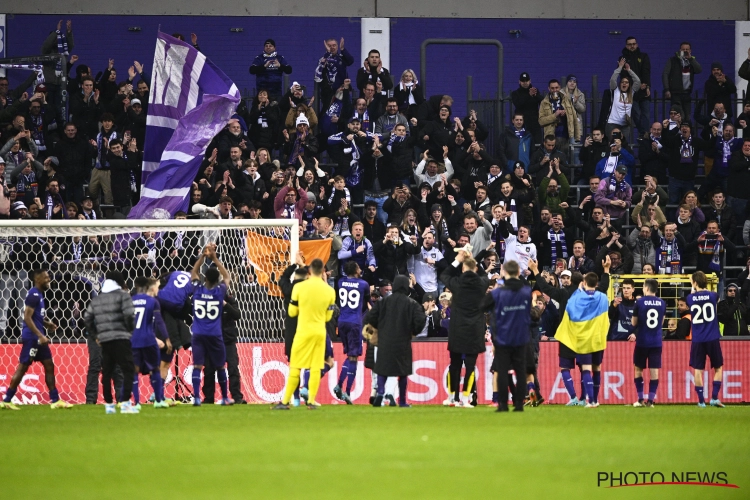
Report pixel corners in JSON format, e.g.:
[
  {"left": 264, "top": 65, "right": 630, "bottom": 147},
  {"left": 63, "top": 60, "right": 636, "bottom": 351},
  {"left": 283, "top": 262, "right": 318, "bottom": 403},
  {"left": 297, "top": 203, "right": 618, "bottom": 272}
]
[
  {"left": 279, "top": 265, "right": 301, "bottom": 359},
  {"left": 54, "top": 134, "right": 95, "bottom": 184},
  {"left": 440, "top": 264, "right": 490, "bottom": 354},
  {"left": 365, "top": 275, "right": 425, "bottom": 376}
]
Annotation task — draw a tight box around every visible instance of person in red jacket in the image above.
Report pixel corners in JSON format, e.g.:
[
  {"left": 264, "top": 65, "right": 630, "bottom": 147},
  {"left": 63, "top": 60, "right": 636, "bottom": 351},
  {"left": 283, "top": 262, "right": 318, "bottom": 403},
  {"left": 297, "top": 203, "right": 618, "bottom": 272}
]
[{"left": 274, "top": 176, "right": 307, "bottom": 223}]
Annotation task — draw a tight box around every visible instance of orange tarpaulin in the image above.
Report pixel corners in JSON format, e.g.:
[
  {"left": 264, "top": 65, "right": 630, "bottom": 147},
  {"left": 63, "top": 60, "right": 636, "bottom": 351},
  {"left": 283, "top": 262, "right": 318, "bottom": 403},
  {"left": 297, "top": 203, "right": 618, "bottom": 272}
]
[{"left": 246, "top": 232, "right": 332, "bottom": 297}]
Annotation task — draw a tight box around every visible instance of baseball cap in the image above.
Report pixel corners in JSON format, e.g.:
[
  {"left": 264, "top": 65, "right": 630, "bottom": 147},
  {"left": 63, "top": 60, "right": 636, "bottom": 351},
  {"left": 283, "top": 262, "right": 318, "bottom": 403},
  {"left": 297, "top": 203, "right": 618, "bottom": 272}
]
[
  {"left": 11, "top": 201, "right": 28, "bottom": 211},
  {"left": 519, "top": 72, "right": 530, "bottom": 81},
  {"left": 615, "top": 165, "right": 628, "bottom": 175},
  {"left": 561, "top": 270, "right": 572, "bottom": 278},
  {"left": 82, "top": 195, "right": 94, "bottom": 202},
  {"left": 423, "top": 292, "right": 437, "bottom": 302},
  {"left": 431, "top": 204, "right": 442, "bottom": 213},
  {"left": 131, "top": 98, "right": 142, "bottom": 106},
  {"left": 348, "top": 116, "right": 361, "bottom": 123}
]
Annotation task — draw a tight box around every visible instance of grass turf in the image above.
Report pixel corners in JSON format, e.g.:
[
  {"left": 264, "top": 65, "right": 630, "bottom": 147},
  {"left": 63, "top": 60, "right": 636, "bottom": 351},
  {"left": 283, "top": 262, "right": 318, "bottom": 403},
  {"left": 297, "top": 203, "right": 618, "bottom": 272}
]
[{"left": 0, "top": 404, "right": 747, "bottom": 499}]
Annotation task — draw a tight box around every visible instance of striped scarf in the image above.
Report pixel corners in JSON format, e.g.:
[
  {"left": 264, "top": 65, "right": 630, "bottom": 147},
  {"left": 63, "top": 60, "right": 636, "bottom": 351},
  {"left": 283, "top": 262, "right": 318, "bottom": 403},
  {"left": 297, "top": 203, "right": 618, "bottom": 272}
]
[
  {"left": 56, "top": 31, "right": 70, "bottom": 77},
  {"left": 607, "top": 176, "right": 627, "bottom": 198},
  {"left": 697, "top": 232, "right": 722, "bottom": 272},
  {"left": 499, "top": 199, "right": 517, "bottom": 230},
  {"left": 658, "top": 237, "right": 681, "bottom": 274},
  {"left": 491, "top": 220, "right": 506, "bottom": 259},
  {"left": 680, "top": 136, "right": 694, "bottom": 163},
  {"left": 548, "top": 228, "right": 568, "bottom": 264}
]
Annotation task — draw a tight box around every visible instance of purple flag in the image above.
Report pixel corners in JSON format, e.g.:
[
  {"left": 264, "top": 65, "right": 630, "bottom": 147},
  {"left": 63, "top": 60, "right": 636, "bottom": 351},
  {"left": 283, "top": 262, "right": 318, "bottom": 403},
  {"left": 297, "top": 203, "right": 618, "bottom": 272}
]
[{"left": 129, "top": 32, "right": 240, "bottom": 219}]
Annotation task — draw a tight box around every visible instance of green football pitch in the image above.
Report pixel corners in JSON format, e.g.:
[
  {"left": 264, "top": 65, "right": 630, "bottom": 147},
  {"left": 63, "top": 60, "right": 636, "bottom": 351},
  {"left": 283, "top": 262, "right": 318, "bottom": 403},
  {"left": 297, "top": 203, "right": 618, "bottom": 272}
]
[{"left": 1, "top": 404, "right": 747, "bottom": 499}]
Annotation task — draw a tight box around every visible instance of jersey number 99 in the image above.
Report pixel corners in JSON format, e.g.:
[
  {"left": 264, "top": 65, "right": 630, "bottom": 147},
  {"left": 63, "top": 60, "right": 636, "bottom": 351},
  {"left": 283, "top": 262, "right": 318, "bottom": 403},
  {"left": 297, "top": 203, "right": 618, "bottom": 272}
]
[{"left": 339, "top": 288, "right": 361, "bottom": 310}]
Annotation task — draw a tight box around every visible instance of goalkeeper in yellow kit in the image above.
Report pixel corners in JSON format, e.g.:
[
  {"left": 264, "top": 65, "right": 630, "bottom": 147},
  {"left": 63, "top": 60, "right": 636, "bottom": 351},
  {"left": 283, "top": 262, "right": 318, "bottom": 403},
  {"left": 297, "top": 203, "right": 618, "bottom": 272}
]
[{"left": 272, "top": 258, "right": 336, "bottom": 409}]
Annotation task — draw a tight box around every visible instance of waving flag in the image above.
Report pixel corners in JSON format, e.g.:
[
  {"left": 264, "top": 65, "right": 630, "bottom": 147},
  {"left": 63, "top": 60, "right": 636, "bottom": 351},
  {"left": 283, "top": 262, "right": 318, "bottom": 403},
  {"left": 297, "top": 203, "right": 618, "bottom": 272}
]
[
  {"left": 554, "top": 289, "right": 609, "bottom": 354},
  {"left": 128, "top": 32, "right": 240, "bottom": 219}
]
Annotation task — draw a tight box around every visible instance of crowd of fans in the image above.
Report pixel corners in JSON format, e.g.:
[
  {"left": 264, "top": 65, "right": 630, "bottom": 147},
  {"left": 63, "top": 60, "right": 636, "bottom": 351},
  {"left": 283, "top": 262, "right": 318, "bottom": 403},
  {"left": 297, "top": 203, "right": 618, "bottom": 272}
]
[{"left": 1, "top": 23, "right": 750, "bottom": 339}]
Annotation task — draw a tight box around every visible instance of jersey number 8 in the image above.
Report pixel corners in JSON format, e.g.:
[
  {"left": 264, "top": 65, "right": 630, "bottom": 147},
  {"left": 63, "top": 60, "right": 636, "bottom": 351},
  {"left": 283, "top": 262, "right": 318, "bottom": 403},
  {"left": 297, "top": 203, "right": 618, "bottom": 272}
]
[
  {"left": 645, "top": 308, "right": 660, "bottom": 329},
  {"left": 339, "top": 288, "right": 361, "bottom": 310},
  {"left": 691, "top": 303, "right": 715, "bottom": 324},
  {"left": 194, "top": 300, "right": 220, "bottom": 320}
]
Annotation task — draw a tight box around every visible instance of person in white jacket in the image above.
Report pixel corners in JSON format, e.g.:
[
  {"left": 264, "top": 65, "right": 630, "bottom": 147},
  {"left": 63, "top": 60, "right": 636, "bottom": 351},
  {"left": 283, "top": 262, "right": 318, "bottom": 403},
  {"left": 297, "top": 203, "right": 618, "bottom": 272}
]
[{"left": 414, "top": 152, "right": 453, "bottom": 188}]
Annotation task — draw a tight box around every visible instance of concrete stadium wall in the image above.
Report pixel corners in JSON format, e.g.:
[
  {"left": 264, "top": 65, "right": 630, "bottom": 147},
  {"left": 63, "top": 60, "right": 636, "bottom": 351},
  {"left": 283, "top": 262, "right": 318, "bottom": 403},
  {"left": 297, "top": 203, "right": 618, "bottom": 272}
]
[
  {"left": 2, "top": 0, "right": 747, "bottom": 20},
  {"left": 2, "top": 15, "right": 740, "bottom": 117}
]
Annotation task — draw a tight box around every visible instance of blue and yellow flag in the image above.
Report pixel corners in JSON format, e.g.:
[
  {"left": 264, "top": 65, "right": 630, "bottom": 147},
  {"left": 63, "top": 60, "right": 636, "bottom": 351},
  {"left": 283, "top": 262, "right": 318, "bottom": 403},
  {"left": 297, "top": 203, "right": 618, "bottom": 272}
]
[{"left": 555, "top": 289, "right": 610, "bottom": 354}]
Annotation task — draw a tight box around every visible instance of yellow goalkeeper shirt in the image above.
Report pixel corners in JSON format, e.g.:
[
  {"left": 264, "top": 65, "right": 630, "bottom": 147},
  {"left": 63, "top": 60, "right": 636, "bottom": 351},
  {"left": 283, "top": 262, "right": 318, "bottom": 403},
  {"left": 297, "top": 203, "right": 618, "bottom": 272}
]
[{"left": 289, "top": 276, "right": 336, "bottom": 338}]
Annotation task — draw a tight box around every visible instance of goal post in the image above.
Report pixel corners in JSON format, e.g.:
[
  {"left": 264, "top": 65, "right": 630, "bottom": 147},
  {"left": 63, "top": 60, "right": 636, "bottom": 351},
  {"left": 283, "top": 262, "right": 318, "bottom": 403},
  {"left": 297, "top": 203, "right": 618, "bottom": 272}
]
[{"left": 0, "top": 218, "right": 299, "bottom": 404}]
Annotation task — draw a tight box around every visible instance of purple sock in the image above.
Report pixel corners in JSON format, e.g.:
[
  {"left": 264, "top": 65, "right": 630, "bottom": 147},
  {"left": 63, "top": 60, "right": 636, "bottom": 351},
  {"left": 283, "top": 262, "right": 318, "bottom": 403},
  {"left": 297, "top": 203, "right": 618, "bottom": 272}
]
[
  {"left": 321, "top": 364, "right": 331, "bottom": 379},
  {"left": 4, "top": 387, "right": 17, "bottom": 403},
  {"left": 151, "top": 372, "right": 164, "bottom": 402},
  {"left": 377, "top": 375, "right": 386, "bottom": 395},
  {"left": 578, "top": 378, "right": 585, "bottom": 400},
  {"left": 712, "top": 380, "right": 721, "bottom": 400},
  {"left": 648, "top": 379, "right": 658, "bottom": 403},
  {"left": 49, "top": 388, "right": 59, "bottom": 403},
  {"left": 337, "top": 359, "right": 350, "bottom": 387},
  {"left": 635, "top": 377, "right": 644, "bottom": 402},
  {"left": 695, "top": 385, "right": 705, "bottom": 404},
  {"left": 192, "top": 370, "right": 201, "bottom": 400},
  {"left": 561, "top": 370, "right": 576, "bottom": 399},
  {"left": 132, "top": 375, "right": 140, "bottom": 404},
  {"left": 398, "top": 376, "right": 408, "bottom": 405},
  {"left": 582, "top": 370, "right": 594, "bottom": 403},
  {"left": 293, "top": 388, "right": 300, "bottom": 399},
  {"left": 345, "top": 361, "right": 357, "bottom": 394},
  {"left": 492, "top": 391, "right": 498, "bottom": 403},
  {"left": 592, "top": 371, "right": 601, "bottom": 403},
  {"left": 217, "top": 369, "right": 228, "bottom": 399},
  {"left": 526, "top": 381, "right": 535, "bottom": 393},
  {"left": 302, "top": 369, "right": 310, "bottom": 389}
]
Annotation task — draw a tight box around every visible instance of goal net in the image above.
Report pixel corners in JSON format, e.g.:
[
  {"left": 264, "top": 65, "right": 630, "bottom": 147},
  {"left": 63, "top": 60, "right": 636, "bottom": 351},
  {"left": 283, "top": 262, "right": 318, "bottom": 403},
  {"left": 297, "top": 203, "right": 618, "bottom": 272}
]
[{"left": 0, "top": 218, "right": 299, "bottom": 405}]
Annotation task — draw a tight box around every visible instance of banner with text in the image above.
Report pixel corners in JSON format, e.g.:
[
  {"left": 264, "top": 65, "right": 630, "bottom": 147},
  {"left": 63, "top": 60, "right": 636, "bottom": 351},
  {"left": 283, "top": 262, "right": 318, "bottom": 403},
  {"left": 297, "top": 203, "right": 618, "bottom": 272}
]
[{"left": 1, "top": 341, "right": 748, "bottom": 405}]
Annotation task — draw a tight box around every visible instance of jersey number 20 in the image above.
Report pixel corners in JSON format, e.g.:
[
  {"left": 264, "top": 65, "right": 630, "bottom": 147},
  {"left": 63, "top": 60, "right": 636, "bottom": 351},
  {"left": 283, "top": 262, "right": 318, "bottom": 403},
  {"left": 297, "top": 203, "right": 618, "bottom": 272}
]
[{"left": 691, "top": 303, "right": 715, "bottom": 324}]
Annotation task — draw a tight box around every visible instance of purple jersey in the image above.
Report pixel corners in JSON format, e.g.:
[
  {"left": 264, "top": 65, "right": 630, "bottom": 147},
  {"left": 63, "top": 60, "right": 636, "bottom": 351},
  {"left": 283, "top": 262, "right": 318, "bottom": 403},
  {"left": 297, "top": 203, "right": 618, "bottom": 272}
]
[
  {"left": 633, "top": 296, "right": 666, "bottom": 348},
  {"left": 158, "top": 271, "right": 194, "bottom": 312},
  {"left": 687, "top": 291, "right": 721, "bottom": 343},
  {"left": 337, "top": 277, "right": 369, "bottom": 325},
  {"left": 131, "top": 294, "right": 164, "bottom": 348},
  {"left": 21, "top": 287, "right": 45, "bottom": 340},
  {"left": 191, "top": 282, "right": 227, "bottom": 337}
]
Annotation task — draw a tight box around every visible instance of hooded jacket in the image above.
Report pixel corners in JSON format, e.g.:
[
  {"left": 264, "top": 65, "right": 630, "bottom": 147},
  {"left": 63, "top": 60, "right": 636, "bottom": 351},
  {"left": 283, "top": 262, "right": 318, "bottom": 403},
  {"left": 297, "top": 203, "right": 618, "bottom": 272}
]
[
  {"left": 440, "top": 262, "right": 491, "bottom": 354},
  {"left": 83, "top": 279, "right": 134, "bottom": 343},
  {"left": 365, "top": 275, "right": 425, "bottom": 377}
]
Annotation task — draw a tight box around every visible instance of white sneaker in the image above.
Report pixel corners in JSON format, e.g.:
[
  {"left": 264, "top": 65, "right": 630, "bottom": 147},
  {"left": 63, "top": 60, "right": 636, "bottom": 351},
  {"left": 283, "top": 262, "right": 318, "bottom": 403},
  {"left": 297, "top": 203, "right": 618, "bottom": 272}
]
[
  {"left": 632, "top": 401, "right": 644, "bottom": 407},
  {"left": 442, "top": 397, "right": 456, "bottom": 407},
  {"left": 457, "top": 399, "right": 475, "bottom": 408},
  {"left": 105, "top": 403, "right": 116, "bottom": 414},
  {"left": 120, "top": 401, "right": 140, "bottom": 414}
]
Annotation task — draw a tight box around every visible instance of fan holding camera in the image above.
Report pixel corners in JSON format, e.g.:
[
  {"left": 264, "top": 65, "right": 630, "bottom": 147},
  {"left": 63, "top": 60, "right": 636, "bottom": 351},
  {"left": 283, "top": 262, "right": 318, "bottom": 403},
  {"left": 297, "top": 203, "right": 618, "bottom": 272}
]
[{"left": 594, "top": 129, "right": 635, "bottom": 186}]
